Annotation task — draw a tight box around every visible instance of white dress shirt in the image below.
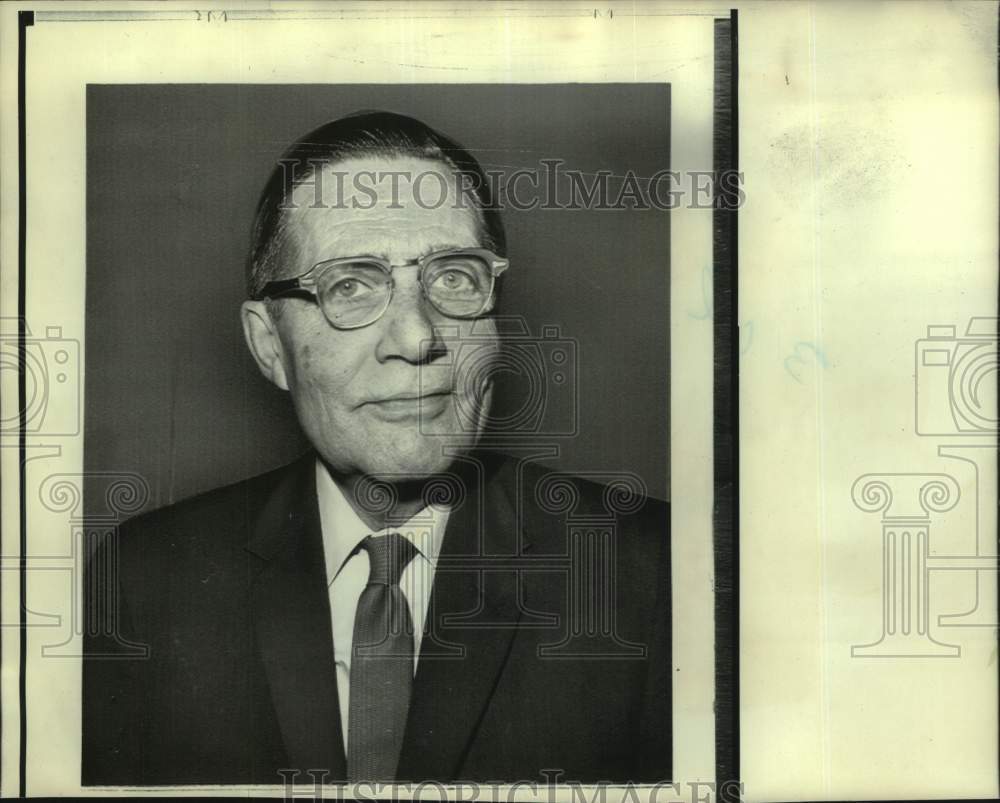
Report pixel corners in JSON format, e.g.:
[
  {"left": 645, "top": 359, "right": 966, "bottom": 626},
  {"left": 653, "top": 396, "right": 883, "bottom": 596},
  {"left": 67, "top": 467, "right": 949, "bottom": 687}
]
[{"left": 315, "top": 459, "right": 449, "bottom": 750}]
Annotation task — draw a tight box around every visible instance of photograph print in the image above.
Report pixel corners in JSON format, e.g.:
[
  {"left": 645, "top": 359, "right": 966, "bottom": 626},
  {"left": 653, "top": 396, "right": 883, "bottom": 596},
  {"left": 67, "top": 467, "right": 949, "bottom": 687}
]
[{"left": 81, "top": 83, "right": 673, "bottom": 786}]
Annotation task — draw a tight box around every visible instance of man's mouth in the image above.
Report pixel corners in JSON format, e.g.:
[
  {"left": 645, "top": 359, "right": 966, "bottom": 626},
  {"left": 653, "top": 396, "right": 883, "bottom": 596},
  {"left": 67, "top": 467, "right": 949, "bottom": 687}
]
[{"left": 363, "top": 391, "right": 453, "bottom": 421}]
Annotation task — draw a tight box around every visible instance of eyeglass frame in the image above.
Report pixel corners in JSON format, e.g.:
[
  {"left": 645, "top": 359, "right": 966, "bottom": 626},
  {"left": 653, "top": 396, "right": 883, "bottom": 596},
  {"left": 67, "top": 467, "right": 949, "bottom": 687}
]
[{"left": 255, "top": 247, "right": 509, "bottom": 330}]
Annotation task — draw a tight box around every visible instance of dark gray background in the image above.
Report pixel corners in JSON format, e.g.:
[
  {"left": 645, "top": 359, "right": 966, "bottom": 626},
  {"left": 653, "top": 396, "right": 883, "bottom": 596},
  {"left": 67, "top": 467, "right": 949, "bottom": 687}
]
[{"left": 85, "top": 84, "right": 670, "bottom": 515}]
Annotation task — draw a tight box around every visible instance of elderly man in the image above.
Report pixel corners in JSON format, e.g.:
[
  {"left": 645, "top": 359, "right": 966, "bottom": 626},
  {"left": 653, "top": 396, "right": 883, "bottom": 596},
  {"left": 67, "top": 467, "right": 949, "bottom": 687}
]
[{"left": 83, "top": 111, "right": 670, "bottom": 786}]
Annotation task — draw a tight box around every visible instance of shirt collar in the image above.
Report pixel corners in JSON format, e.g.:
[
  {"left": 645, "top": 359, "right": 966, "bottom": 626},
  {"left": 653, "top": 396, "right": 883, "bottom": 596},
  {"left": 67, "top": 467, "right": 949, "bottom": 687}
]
[{"left": 315, "top": 458, "right": 450, "bottom": 585}]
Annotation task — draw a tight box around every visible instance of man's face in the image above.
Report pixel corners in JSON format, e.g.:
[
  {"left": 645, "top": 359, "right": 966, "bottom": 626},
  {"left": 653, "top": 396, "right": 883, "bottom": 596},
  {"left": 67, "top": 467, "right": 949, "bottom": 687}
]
[{"left": 244, "top": 156, "right": 500, "bottom": 480}]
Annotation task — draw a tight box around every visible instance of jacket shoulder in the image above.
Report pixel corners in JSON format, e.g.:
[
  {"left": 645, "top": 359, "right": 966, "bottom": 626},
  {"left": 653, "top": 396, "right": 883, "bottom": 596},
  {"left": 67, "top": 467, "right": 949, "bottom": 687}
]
[
  {"left": 510, "top": 456, "right": 669, "bottom": 551},
  {"left": 517, "top": 457, "right": 668, "bottom": 514},
  {"left": 115, "top": 455, "right": 312, "bottom": 551}
]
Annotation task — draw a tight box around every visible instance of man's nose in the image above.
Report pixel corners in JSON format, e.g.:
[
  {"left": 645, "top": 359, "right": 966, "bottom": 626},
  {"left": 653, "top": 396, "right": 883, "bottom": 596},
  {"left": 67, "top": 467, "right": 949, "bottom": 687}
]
[{"left": 373, "top": 282, "right": 446, "bottom": 364}]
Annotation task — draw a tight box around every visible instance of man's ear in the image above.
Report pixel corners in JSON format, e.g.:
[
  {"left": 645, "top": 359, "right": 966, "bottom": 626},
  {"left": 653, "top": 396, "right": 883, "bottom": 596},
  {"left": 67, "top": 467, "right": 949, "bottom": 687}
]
[{"left": 240, "top": 300, "right": 290, "bottom": 391}]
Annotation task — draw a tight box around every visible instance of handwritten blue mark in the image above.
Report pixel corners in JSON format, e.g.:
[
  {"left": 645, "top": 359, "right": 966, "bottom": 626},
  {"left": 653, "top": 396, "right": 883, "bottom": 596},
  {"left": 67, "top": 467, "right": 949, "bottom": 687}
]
[{"left": 784, "top": 341, "right": 829, "bottom": 383}]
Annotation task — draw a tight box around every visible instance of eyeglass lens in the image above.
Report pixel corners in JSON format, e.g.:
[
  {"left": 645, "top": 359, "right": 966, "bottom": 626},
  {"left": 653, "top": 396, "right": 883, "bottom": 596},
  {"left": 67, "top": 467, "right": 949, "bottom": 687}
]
[{"left": 314, "top": 253, "right": 494, "bottom": 328}]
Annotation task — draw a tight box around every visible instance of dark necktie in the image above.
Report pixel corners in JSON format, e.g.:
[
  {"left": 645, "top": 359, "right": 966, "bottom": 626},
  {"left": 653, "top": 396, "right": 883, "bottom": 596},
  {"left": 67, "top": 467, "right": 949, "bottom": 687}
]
[{"left": 347, "top": 532, "right": 418, "bottom": 782}]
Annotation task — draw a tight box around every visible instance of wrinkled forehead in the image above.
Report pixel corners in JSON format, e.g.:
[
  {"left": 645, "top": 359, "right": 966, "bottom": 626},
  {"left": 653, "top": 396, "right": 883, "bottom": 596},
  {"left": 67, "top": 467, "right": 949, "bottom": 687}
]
[{"left": 282, "top": 155, "right": 485, "bottom": 268}]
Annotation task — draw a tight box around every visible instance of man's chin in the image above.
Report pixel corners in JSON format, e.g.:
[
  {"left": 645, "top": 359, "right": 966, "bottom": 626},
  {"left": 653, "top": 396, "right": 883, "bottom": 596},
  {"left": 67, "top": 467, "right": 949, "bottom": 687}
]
[{"left": 345, "top": 433, "right": 478, "bottom": 482}]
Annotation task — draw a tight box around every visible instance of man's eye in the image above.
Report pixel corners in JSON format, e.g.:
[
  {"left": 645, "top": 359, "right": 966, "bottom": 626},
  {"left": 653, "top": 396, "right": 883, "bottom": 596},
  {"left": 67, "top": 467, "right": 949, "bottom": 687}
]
[
  {"left": 433, "top": 269, "right": 477, "bottom": 293},
  {"left": 330, "top": 278, "right": 372, "bottom": 298}
]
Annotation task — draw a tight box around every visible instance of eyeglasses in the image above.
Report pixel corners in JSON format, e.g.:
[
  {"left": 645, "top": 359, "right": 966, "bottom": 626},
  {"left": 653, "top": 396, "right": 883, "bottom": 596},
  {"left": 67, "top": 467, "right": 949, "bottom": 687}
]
[{"left": 257, "top": 248, "right": 509, "bottom": 330}]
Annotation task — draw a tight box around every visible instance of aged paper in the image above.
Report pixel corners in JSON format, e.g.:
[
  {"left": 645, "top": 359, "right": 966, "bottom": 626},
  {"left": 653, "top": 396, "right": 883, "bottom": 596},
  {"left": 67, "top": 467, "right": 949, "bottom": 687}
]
[
  {"left": 740, "top": 2, "right": 998, "bottom": 800},
  {"left": 0, "top": 1, "right": 996, "bottom": 801},
  {"left": 0, "top": 1, "right": 716, "bottom": 798}
]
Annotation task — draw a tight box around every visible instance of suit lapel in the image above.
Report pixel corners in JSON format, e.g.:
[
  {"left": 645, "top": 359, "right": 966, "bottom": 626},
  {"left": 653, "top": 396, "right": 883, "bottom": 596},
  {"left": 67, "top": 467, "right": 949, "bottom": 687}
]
[
  {"left": 246, "top": 454, "right": 347, "bottom": 779},
  {"left": 396, "top": 455, "right": 530, "bottom": 781}
]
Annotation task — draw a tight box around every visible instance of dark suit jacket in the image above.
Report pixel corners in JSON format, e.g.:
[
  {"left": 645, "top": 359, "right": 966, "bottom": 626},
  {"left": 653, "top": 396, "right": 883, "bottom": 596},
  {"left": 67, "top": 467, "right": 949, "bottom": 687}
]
[{"left": 82, "top": 451, "right": 670, "bottom": 785}]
